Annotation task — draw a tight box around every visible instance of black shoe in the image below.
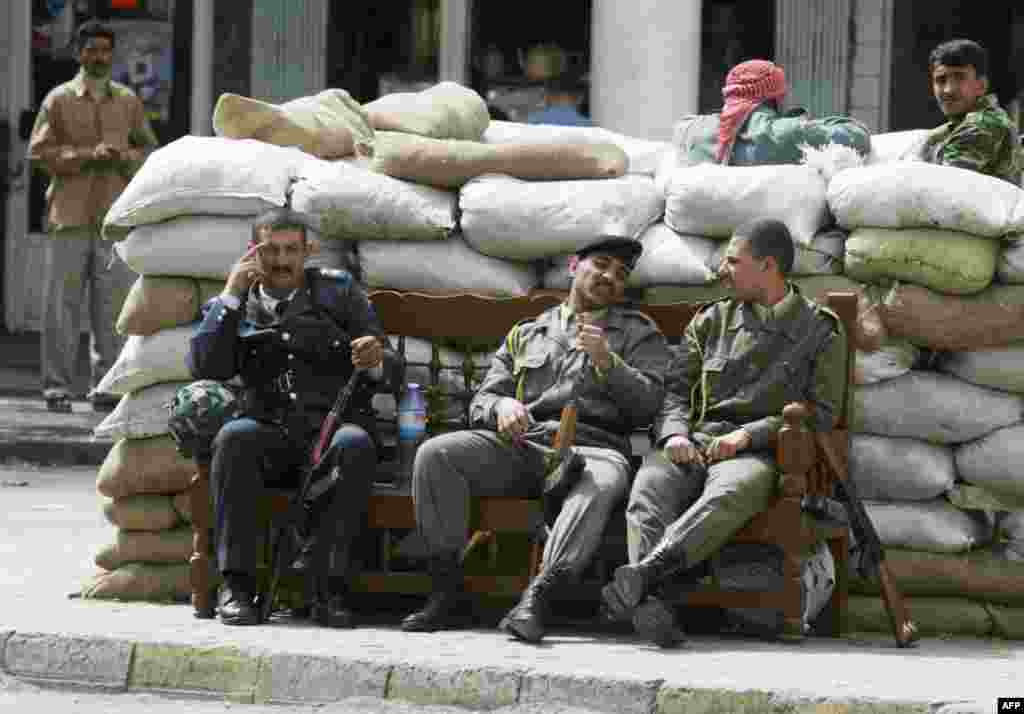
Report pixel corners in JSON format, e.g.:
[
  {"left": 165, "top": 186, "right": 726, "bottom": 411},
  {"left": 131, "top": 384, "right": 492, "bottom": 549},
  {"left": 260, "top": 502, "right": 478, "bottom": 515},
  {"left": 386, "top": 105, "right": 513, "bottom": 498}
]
[
  {"left": 44, "top": 394, "right": 72, "bottom": 413},
  {"left": 89, "top": 392, "right": 120, "bottom": 413},
  {"left": 218, "top": 584, "right": 260, "bottom": 626},
  {"left": 601, "top": 545, "right": 687, "bottom": 622},
  {"left": 632, "top": 596, "right": 685, "bottom": 648},
  {"left": 310, "top": 594, "right": 355, "bottom": 629},
  {"left": 401, "top": 555, "right": 463, "bottom": 632},
  {"left": 499, "top": 566, "right": 564, "bottom": 644}
]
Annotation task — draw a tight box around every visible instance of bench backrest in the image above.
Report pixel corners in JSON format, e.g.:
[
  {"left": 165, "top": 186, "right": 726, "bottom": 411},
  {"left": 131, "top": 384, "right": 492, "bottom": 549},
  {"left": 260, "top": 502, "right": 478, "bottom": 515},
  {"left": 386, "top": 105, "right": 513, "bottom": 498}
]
[{"left": 368, "top": 289, "right": 858, "bottom": 430}]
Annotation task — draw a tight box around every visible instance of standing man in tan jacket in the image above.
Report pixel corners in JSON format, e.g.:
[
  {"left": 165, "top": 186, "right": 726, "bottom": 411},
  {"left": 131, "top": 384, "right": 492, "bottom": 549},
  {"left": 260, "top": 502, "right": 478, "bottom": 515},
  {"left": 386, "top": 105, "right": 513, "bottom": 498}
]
[{"left": 29, "top": 19, "right": 159, "bottom": 412}]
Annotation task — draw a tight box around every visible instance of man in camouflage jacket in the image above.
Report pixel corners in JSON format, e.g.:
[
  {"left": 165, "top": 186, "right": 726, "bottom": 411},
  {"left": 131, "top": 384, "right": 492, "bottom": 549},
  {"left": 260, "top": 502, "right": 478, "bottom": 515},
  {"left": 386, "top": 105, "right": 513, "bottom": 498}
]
[
  {"left": 919, "top": 39, "right": 1022, "bottom": 186},
  {"left": 401, "top": 236, "right": 671, "bottom": 643},
  {"left": 601, "top": 219, "right": 847, "bottom": 647}
]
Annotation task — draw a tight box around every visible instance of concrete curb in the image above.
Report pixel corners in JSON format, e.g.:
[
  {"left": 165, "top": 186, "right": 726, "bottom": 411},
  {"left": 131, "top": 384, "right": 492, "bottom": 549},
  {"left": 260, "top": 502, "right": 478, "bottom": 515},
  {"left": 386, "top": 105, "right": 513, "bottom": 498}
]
[{"left": 1, "top": 629, "right": 978, "bottom": 713}]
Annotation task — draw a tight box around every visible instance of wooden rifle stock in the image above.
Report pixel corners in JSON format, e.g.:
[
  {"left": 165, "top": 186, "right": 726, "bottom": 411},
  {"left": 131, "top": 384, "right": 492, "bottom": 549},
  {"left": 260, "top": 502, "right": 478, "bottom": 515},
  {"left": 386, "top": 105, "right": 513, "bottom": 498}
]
[{"left": 814, "top": 431, "right": 918, "bottom": 647}]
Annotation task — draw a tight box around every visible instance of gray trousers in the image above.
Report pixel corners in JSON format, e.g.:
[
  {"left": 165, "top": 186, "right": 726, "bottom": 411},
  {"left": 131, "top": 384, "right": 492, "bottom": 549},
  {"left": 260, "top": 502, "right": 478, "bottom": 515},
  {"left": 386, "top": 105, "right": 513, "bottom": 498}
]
[
  {"left": 412, "top": 430, "right": 631, "bottom": 576},
  {"left": 41, "top": 226, "right": 133, "bottom": 397},
  {"left": 625, "top": 448, "right": 777, "bottom": 567}
]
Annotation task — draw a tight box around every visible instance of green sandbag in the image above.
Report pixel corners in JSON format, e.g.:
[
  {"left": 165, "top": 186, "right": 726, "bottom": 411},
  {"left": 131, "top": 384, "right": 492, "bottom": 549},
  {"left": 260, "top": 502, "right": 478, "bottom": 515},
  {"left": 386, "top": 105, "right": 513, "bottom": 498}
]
[
  {"left": 986, "top": 602, "right": 1024, "bottom": 639},
  {"left": 80, "top": 562, "right": 192, "bottom": 602},
  {"left": 846, "top": 595, "right": 993, "bottom": 638},
  {"left": 101, "top": 494, "right": 181, "bottom": 531},
  {"left": 848, "top": 548, "right": 1024, "bottom": 606}
]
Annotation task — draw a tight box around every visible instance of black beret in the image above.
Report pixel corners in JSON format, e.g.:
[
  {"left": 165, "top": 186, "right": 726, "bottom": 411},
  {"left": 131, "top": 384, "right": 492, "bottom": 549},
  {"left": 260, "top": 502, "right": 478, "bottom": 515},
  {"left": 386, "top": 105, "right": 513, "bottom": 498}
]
[{"left": 575, "top": 235, "right": 643, "bottom": 271}]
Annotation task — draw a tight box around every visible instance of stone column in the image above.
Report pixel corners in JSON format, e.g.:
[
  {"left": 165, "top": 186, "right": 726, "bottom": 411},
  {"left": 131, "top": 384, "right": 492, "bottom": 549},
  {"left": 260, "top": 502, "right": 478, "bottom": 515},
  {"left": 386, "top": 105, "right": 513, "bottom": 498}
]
[
  {"left": 439, "top": 0, "right": 470, "bottom": 85},
  {"left": 589, "top": 0, "right": 701, "bottom": 141},
  {"left": 251, "top": 0, "right": 328, "bottom": 103},
  {"left": 190, "top": 0, "right": 214, "bottom": 135}
]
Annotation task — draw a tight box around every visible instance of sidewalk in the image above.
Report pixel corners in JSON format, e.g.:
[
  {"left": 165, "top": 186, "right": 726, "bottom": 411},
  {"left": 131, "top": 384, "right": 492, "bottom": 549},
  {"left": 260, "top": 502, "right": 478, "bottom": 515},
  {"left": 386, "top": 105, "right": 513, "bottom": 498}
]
[{"left": 0, "top": 332, "right": 1019, "bottom": 713}]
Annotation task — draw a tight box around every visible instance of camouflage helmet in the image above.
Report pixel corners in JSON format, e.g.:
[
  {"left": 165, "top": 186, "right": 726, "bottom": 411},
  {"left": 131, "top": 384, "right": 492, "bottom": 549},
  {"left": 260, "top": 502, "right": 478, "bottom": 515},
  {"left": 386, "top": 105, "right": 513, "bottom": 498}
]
[{"left": 167, "top": 380, "right": 241, "bottom": 461}]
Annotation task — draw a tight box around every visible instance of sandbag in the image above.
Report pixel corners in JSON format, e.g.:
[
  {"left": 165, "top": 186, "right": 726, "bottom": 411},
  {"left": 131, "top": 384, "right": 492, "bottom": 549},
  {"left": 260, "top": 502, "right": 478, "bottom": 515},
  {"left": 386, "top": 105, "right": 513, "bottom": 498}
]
[
  {"left": 955, "top": 424, "right": 1024, "bottom": 500},
  {"left": 94, "top": 381, "right": 189, "bottom": 441},
  {"left": 459, "top": 173, "right": 663, "bottom": 261},
  {"left": 843, "top": 227, "right": 999, "bottom": 295},
  {"left": 102, "top": 137, "right": 303, "bottom": 237},
  {"left": 664, "top": 163, "right": 829, "bottom": 246},
  {"left": 363, "top": 81, "right": 489, "bottom": 141},
  {"left": 96, "top": 435, "right": 196, "bottom": 499},
  {"left": 997, "top": 511, "right": 1024, "bottom": 563},
  {"left": 865, "top": 129, "right": 931, "bottom": 165},
  {"left": 117, "top": 276, "right": 224, "bottom": 336},
  {"left": 937, "top": 342, "right": 1024, "bottom": 393},
  {"left": 482, "top": 120, "right": 672, "bottom": 176},
  {"left": 847, "top": 595, "right": 993, "bottom": 638},
  {"left": 359, "top": 235, "right": 538, "bottom": 296},
  {"left": 848, "top": 547, "right": 1024, "bottom": 607},
  {"left": 94, "top": 526, "right": 194, "bottom": 570},
  {"left": 854, "top": 336, "right": 920, "bottom": 385},
  {"left": 862, "top": 498, "right": 993, "bottom": 554},
  {"left": 371, "top": 131, "right": 627, "bottom": 189},
  {"left": 987, "top": 602, "right": 1024, "bottom": 638},
  {"left": 213, "top": 89, "right": 373, "bottom": 159},
  {"left": 80, "top": 562, "right": 192, "bottom": 602},
  {"left": 96, "top": 325, "right": 194, "bottom": 396},
  {"left": 852, "top": 370, "right": 1023, "bottom": 444},
  {"left": 101, "top": 493, "right": 181, "bottom": 531},
  {"left": 827, "top": 162, "right": 1024, "bottom": 236},
  {"left": 998, "top": 236, "right": 1024, "bottom": 283},
  {"left": 291, "top": 157, "right": 456, "bottom": 241},
  {"left": 849, "top": 433, "right": 955, "bottom": 500}
]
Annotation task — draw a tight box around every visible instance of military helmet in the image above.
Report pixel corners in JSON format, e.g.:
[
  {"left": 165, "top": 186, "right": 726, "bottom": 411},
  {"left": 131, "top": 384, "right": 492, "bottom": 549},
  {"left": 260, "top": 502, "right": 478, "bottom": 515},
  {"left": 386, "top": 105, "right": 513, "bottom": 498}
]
[{"left": 167, "top": 380, "right": 241, "bottom": 460}]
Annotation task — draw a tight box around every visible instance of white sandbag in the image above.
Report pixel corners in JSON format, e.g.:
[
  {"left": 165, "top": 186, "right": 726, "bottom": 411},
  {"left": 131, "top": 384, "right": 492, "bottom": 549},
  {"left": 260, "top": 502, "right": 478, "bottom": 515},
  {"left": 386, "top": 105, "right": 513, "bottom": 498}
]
[
  {"left": 866, "top": 130, "right": 931, "bottom": 165},
  {"left": 849, "top": 433, "right": 955, "bottom": 500},
  {"left": 115, "top": 216, "right": 288, "bottom": 279},
  {"left": 363, "top": 81, "right": 489, "bottom": 141},
  {"left": 482, "top": 120, "right": 672, "bottom": 176},
  {"left": 94, "top": 381, "right": 189, "bottom": 441},
  {"left": 212, "top": 89, "right": 374, "bottom": 159},
  {"left": 998, "top": 236, "right": 1024, "bottom": 284},
  {"left": 863, "top": 499, "right": 993, "bottom": 554},
  {"left": 938, "top": 342, "right": 1024, "bottom": 393},
  {"left": 664, "top": 163, "right": 829, "bottom": 246},
  {"left": 291, "top": 157, "right": 456, "bottom": 241},
  {"left": 359, "top": 235, "right": 538, "bottom": 296},
  {"left": 828, "top": 162, "right": 1024, "bottom": 236},
  {"left": 459, "top": 173, "right": 663, "bottom": 261},
  {"left": 852, "top": 370, "right": 1023, "bottom": 444},
  {"left": 854, "top": 336, "right": 920, "bottom": 385},
  {"left": 955, "top": 424, "right": 1024, "bottom": 500},
  {"left": 625, "top": 223, "right": 717, "bottom": 288},
  {"left": 844, "top": 227, "right": 999, "bottom": 296},
  {"left": 103, "top": 137, "right": 303, "bottom": 237},
  {"left": 95, "top": 325, "right": 194, "bottom": 396}
]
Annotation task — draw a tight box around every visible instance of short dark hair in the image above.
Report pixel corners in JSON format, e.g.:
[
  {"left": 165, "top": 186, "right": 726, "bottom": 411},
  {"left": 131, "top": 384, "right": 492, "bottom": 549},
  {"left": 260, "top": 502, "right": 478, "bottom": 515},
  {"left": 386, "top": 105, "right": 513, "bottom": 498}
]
[
  {"left": 734, "top": 218, "right": 794, "bottom": 276},
  {"left": 76, "top": 20, "right": 116, "bottom": 51},
  {"left": 929, "top": 39, "right": 988, "bottom": 79},
  {"left": 251, "top": 208, "right": 308, "bottom": 244}
]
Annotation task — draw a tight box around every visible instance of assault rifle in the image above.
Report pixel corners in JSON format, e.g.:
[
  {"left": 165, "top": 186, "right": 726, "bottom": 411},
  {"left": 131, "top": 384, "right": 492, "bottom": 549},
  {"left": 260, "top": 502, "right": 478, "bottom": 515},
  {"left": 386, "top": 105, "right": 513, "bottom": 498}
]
[
  {"left": 814, "top": 432, "right": 919, "bottom": 647},
  {"left": 260, "top": 368, "right": 364, "bottom": 622}
]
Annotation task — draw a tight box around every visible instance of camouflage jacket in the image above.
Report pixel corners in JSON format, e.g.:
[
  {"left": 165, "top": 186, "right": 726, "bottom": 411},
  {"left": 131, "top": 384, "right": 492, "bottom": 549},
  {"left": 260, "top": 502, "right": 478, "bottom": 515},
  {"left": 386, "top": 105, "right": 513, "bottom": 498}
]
[
  {"left": 677, "top": 104, "right": 872, "bottom": 166},
  {"left": 469, "top": 302, "right": 671, "bottom": 457},
  {"left": 920, "top": 94, "right": 1022, "bottom": 186},
  {"left": 655, "top": 285, "right": 846, "bottom": 451}
]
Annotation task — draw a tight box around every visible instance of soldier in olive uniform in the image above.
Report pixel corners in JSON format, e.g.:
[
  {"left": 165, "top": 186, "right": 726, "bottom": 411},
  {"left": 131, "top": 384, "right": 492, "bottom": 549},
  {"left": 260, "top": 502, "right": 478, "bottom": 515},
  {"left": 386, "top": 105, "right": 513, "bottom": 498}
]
[
  {"left": 401, "top": 236, "right": 671, "bottom": 643},
  {"left": 601, "top": 219, "right": 847, "bottom": 647},
  {"left": 188, "top": 209, "right": 403, "bottom": 628},
  {"left": 919, "top": 39, "right": 1021, "bottom": 186}
]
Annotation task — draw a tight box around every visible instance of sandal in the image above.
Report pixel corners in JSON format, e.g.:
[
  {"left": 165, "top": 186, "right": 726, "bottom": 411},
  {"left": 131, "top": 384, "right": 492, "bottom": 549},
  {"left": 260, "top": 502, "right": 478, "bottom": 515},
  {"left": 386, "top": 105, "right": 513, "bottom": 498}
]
[{"left": 45, "top": 394, "right": 73, "bottom": 413}]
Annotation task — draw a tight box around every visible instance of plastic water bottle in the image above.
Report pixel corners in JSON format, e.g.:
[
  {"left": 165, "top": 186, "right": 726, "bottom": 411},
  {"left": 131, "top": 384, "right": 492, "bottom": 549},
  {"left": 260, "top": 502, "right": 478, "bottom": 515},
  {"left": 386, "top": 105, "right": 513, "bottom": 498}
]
[{"left": 396, "top": 383, "right": 427, "bottom": 489}]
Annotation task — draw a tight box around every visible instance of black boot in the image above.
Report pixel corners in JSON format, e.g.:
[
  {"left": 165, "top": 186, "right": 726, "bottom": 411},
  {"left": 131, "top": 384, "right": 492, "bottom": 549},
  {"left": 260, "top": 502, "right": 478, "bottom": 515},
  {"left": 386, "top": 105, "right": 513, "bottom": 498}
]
[
  {"left": 401, "top": 554, "right": 463, "bottom": 632},
  {"left": 309, "top": 575, "right": 355, "bottom": 629},
  {"left": 601, "top": 538, "right": 687, "bottom": 622},
  {"left": 499, "top": 565, "right": 564, "bottom": 644},
  {"left": 632, "top": 595, "right": 686, "bottom": 648},
  {"left": 218, "top": 574, "right": 260, "bottom": 626}
]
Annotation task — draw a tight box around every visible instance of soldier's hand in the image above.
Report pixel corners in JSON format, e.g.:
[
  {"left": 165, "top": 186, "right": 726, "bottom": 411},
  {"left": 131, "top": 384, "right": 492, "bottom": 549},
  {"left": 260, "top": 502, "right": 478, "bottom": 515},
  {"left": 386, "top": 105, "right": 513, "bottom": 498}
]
[
  {"left": 93, "top": 142, "right": 120, "bottom": 161},
  {"left": 350, "top": 335, "right": 384, "bottom": 369},
  {"left": 496, "top": 397, "right": 531, "bottom": 439},
  {"left": 576, "top": 316, "right": 612, "bottom": 371},
  {"left": 224, "top": 243, "right": 265, "bottom": 297},
  {"left": 663, "top": 435, "right": 704, "bottom": 466},
  {"left": 705, "top": 429, "right": 752, "bottom": 463}
]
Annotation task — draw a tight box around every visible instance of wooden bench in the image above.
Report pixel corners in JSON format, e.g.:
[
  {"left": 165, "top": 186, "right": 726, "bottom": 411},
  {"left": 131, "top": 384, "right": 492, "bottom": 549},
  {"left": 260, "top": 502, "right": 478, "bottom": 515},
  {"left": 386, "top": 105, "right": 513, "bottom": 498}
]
[{"left": 190, "top": 289, "right": 856, "bottom": 638}]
